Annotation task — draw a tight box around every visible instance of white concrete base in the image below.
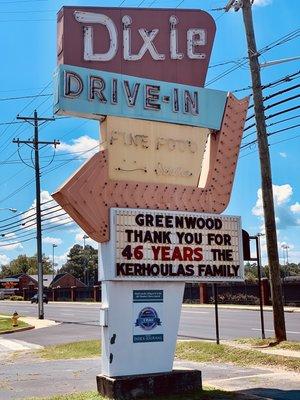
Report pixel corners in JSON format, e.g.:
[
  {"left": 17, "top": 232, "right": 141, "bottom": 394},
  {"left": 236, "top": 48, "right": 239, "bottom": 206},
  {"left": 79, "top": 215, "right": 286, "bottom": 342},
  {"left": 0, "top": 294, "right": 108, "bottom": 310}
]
[{"left": 101, "top": 281, "right": 184, "bottom": 377}]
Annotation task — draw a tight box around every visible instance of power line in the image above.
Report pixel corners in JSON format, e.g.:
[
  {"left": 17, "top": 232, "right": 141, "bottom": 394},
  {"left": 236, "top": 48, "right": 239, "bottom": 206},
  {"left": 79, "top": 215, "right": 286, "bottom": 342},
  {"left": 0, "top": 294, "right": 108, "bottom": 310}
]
[
  {"left": 242, "top": 114, "right": 300, "bottom": 141},
  {"left": 244, "top": 104, "right": 300, "bottom": 132},
  {"left": 248, "top": 83, "right": 300, "bottom": 110},
  {"left": 0, "top": 204, "right": 60, "bottom": 231},
  {"left": 241, "top": 122, "right": 300, "bottom": 149},
  {"left": 246, "top": 93, "right": 300, "bottom": 121},
  {"left": 0, "top": 93, "right": 52, "bottom": 102},
  {"left": 206, "top": 28, "right": 300, "bottom": 86},
  {"left": 233, "top": 70, "right": 300, "bottom": 94}
]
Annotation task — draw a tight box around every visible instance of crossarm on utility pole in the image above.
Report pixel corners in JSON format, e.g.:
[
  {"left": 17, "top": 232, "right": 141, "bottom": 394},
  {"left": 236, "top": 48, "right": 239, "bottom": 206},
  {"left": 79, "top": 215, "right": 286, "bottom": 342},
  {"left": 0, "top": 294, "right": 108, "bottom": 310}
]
[{"left": 13, "top": 110, "right": 60, "bottom": 320}]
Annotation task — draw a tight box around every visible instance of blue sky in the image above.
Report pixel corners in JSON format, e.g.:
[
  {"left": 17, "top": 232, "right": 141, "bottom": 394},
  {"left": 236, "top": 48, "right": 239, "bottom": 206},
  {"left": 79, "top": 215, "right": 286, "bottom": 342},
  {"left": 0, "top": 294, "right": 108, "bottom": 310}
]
[{"left": 0, "top": 0, "right": 300, "bottom": 269}]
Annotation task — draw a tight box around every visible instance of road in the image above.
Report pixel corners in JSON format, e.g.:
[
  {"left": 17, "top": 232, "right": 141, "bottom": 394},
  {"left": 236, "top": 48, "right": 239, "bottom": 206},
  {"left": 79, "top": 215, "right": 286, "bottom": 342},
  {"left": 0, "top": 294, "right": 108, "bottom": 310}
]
[{"left": 1, "top": 301, "right": 300, "bottom": 345}]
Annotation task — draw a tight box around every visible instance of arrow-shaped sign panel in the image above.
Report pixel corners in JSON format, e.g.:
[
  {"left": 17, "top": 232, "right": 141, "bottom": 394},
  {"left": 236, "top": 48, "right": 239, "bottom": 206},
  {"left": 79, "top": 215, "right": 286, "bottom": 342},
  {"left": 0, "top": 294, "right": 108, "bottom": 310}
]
[{"left": 52, "top": 94, "right": 248, "bottom": 243}]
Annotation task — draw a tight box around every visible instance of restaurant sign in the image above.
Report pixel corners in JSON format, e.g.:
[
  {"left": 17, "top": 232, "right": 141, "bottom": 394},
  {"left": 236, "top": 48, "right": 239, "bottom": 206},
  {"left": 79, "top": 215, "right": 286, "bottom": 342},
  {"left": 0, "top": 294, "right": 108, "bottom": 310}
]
[
  {"left": 99, "top": 208, "right": 244, "bottom": 282},
  {"left": 57, "top": 7, "right": 216, "bottom": 86},
  {"left": 54, "top": 64, "right": 227, "bottom": 129}
]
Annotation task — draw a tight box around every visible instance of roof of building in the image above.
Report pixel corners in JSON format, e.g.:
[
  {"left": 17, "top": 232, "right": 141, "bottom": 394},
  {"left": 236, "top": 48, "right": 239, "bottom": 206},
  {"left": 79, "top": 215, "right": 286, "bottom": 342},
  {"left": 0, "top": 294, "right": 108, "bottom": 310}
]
[
  {"left": 50, "top": 272, "right": 86, "bottom": 287},
  {"left": 29, "top": 275, "right": 53, "bottom": 287}
]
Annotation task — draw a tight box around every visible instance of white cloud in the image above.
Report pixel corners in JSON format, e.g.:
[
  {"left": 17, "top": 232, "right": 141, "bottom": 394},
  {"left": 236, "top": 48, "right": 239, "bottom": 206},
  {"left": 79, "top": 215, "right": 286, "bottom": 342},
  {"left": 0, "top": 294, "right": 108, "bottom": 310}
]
[
  {"left": 43, "top": 236, "right": 63, "bottom": 245},
  {"left": 22, "top": 190, "right": 73, "bottom": 231},
  {"left": 252, "top": 184, "right": 293, "bottom": 217},
  {"left": 55, "top": 252, "right": 69, "bottom": 269},
  {"left": 279, "top": 152, "right": 287, "bottom": 158},
  {"left": 57, "top": 136, "right": 99, "bottom": 159},
  {"left": 0, "top": 254, "right": 10, "bottom": 265},
  {"left": 253, "top": 0, "right": 272, "bottom": 6},
  {"left": 0, "top": 233, "right": 23, "bottom": 251},
  {"left": 252, "top": 184, "right": 300, "bottom": 230},
  {"left": 290, "top": 202, "right": 300, "bottom": 213},
  {"left": 75, "top": 228, "right": 98, "bottom": 248}
]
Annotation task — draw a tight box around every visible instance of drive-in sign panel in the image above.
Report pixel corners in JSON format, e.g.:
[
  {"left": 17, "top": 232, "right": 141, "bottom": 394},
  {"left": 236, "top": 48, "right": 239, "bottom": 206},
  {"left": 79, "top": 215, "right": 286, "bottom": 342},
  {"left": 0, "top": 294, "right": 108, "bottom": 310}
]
[{"left": 57, "top": 7, "right": 216, "bottom": 87}]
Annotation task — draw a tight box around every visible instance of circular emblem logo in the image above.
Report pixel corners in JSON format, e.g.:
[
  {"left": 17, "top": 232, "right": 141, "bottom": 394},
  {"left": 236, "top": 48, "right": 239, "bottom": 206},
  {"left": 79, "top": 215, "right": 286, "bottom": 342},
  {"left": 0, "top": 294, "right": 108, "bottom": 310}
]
[{"left": 135, "top": 307, "right": 161, "bottom": 331}]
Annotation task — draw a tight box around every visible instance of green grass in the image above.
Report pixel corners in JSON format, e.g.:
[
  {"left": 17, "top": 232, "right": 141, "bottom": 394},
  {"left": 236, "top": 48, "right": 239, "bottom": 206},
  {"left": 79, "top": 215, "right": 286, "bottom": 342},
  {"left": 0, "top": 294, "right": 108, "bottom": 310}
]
[
  {"left": 38, "top": 338, "right": 300, "bottom": 373},
  {"left": 236, "top": 337, "right": 300, "bottom": 351},
  {"left": 25, "top": 387, "right": 236, "bottom": 400},
  {"left": 39, "top": 340, "right": 101, "bottom": 360},
  {"left": 176, "top": 340, "right": 300, "bottom": 373},
  {"left": 0, "top": 316, "right": 29, "bottom": 333}
]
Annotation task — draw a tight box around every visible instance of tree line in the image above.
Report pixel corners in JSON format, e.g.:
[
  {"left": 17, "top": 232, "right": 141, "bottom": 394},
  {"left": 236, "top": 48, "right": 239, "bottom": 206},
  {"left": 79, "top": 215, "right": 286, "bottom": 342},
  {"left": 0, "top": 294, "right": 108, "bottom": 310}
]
[{"left": 0, "top": 244, "right": 98, "bottom": 285}]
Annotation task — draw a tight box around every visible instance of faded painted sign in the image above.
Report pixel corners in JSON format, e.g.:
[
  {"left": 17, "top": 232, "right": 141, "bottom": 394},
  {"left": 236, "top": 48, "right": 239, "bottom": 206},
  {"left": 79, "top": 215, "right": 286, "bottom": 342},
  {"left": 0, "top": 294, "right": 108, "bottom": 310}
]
[
  {"left": 57, "top": 7, "right": 216, "bottom": 87},
  {"left": 54, "top": 64, "right": 227, "bottom": 129}
]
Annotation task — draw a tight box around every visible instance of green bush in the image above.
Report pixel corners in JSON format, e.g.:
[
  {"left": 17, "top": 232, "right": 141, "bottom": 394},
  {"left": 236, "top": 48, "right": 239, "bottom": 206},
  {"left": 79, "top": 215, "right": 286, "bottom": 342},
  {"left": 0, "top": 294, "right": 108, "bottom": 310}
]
[{"left": 209, "top": 292, "right": 259, "bottom": 305}]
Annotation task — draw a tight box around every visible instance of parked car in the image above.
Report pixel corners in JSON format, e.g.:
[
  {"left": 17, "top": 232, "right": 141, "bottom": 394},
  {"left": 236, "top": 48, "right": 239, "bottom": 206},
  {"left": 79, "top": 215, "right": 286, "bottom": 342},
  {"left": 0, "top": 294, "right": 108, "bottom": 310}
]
[{"left": 30, "top": 294, "right": 48, "bottom": 304}]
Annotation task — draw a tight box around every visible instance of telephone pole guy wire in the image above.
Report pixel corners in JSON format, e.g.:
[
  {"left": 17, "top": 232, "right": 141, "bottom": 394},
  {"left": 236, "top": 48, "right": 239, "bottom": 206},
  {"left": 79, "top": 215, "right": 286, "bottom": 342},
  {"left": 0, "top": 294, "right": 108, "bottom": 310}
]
[
  {"left": 225, "top": 0, "right": 286, "bottom": 341},
  {"left": 13, "top": 110, "right": 60, "bottom": 320}
]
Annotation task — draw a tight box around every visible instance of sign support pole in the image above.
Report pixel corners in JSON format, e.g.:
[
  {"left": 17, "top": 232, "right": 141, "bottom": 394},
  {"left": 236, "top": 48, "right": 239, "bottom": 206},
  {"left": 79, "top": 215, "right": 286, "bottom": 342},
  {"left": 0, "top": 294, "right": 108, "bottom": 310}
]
[{"left": 213, "top": 283, "right": 220, "bottom": 345}]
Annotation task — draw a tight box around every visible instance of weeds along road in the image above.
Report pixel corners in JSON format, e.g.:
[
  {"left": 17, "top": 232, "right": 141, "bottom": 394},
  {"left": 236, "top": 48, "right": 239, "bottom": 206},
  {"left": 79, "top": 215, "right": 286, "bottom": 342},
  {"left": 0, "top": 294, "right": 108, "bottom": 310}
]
[{"left": 0, "top": 301, "right": 299, "bottom": 345}]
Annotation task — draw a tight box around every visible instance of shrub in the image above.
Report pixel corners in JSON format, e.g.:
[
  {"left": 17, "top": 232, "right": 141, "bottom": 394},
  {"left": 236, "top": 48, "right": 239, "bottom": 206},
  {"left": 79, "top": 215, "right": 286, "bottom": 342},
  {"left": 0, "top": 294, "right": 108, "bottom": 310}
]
[
  {"left": 9, "top": 295, "right": 24, "bottom": 301},
  {"left": 209, "top": 292, "right": 259, "bottom": 305}
]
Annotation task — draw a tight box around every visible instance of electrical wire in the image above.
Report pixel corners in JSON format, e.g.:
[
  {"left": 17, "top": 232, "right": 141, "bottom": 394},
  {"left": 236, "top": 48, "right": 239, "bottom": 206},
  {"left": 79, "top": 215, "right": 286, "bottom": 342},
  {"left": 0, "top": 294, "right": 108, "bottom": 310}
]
[
  {"left": 242, "top": 114, "right": 300, "bottom": 141},
  {"left": 241, "top": 123, "right": 300, "bottom": 150},
  {"left": 246, "top": 93, "right": 300, "bottom": 121},
  {"left": 0, "top": 204, "right": 60, "bottom": 231},
  {"left": 206, "top": 29, "right": 300, "bottom": 87},
  {"left": 244, "top": 104, "right": 300, "bottom": 132}
]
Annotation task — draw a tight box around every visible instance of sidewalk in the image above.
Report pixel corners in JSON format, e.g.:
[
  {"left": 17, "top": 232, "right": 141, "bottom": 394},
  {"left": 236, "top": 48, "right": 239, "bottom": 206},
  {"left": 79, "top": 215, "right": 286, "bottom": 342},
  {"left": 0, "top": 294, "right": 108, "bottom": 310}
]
[{"left": 223, "top": 339, "right": 300, "bottom": 359}]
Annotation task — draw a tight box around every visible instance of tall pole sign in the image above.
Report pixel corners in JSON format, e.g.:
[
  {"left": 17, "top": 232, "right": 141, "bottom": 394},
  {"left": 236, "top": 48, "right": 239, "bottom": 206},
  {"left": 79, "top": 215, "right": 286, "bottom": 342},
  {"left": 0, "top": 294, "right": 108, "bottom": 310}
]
[{"left": 53, "top": 6, "right": 249, "bottom": 399}]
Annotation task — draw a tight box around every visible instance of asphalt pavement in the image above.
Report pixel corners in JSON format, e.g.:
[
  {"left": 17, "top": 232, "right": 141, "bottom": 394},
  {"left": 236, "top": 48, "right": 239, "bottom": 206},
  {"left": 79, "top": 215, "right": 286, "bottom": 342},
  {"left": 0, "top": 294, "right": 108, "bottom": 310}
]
[{"left": 0, "top": 301, "right": 300, "bottom": 346}]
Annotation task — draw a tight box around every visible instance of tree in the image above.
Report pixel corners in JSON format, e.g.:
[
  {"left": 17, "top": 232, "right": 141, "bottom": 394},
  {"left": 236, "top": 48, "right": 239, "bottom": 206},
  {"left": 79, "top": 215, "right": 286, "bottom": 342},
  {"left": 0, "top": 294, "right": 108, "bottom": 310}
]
[
  {"left": 59, "top": 244, "right": 98, "bottom": 284},
  {"left": 0, "top": 254, "right": 53, "bottom": 278},
  {"left": 244, "top": 262, "right": 258, "bottom": 283}
]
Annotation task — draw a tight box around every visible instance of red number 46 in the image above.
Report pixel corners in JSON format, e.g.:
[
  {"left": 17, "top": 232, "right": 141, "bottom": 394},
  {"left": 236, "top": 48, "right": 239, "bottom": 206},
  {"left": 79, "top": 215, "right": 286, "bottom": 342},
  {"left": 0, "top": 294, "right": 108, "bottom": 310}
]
[{"left": 121, "top": 245, "right": 143, "bottom": 260}]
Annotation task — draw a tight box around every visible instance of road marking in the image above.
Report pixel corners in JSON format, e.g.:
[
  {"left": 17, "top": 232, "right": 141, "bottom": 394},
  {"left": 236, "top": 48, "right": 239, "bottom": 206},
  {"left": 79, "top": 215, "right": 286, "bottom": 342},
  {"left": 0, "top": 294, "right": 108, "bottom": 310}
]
[
  {"left": 61, "top": 313, "right": 74, "bottom": 316},
  {"left": 182, "top": 311, "right": 209, "bottom": 314},
  {"left": 252, "top": 328, "right": 300, "bottom": 334}
]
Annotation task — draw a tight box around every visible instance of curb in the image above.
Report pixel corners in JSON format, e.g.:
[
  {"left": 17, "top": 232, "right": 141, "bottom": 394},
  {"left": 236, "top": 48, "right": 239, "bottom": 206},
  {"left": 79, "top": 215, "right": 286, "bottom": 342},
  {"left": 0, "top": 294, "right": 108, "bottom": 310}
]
[
  {"left": 230, "top": 391, "right": 272, "bottom": 400},
  {"left": 182, "top": 303, "right": 300, "bottom": 313},
  {"left": 0, "top": 325, "right": 35, "bottom": 335}
]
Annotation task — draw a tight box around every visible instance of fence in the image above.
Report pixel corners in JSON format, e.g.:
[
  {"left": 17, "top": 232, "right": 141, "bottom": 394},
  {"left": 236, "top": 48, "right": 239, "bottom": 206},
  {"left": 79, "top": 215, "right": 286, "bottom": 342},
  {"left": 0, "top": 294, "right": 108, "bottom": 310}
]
[
  {"left": 14, "top": 280, "right": 300, "bottom": 306},
  {"left": 21, "top": 286, "right": 101, "bottom": 302}
]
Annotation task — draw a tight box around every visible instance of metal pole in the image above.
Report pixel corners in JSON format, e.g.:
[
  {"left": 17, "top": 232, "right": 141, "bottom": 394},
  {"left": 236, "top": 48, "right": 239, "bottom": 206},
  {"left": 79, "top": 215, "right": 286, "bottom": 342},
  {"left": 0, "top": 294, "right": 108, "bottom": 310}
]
[
  {"left": 52, "top": 244, "right": 57, "bottom": 280},
  {"left": 83, "top": 235, "right": 89, "bottom": 285},
  {"left": 213, "top": 283, "right": 220, "bottom": 345},
  {"left": 255, "top": 236, "right": 265, "bottom": 339},
  {"left": 33, "top": 110, "right": 44, "bottom": 320},
  {"left": 241, "top": 0, "right": 286, "bottom": 341}
]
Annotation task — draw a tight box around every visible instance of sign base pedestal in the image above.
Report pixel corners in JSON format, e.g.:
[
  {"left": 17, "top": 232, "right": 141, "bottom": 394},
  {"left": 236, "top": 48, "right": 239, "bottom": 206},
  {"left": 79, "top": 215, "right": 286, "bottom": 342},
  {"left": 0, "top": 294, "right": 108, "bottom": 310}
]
[{"left": 96, "top": 369, "right": 202, "bottom": 399}]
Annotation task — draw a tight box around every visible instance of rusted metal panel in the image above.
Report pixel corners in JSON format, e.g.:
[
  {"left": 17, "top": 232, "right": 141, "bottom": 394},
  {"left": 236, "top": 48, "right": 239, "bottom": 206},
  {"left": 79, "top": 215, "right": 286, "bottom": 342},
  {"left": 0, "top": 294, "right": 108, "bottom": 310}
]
[
  {"left": 52, "top": 94, "right": 249, "bottom": 243},
  {"left": 57, "top": 6, "right": 216, "bottom": 87}
]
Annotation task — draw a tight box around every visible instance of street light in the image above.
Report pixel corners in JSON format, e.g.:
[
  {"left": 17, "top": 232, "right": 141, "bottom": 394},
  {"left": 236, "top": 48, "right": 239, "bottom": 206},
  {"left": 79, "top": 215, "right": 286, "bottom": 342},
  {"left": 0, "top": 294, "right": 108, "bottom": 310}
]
[
  {"left": 281, "top": 244, "right": 290, "bottom": 276},
  {"left": 83, "top": 235, "right": 89, "bottom": 286},
  {"left": 52, "top": 244, "right": 58, "bottom": 280},
  {"left": 0, "top": 208, "right": 18, "bottom": 213}
]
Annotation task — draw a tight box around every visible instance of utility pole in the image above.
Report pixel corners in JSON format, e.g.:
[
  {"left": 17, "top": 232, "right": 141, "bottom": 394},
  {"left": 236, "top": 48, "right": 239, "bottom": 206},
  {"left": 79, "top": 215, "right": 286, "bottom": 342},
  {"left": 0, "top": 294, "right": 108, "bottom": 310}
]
[
  {"left": 13, "top": 110, "right": 59, "bottom": 319},
  {"left": 225, "top": 0, "right": 286, "bottom": 341}
]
